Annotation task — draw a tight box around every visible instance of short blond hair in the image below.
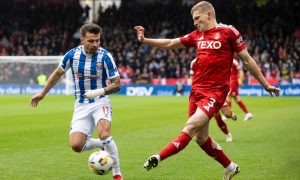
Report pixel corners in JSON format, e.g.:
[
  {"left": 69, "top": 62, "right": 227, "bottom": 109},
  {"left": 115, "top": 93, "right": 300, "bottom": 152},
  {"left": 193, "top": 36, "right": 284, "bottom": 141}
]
[{"left": 191, "top": 1, "right": 216, "bottom": 17}]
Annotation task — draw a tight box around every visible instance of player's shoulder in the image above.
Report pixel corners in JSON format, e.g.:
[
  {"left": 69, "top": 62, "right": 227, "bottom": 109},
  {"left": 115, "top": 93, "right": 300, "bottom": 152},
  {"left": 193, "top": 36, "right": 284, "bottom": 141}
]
[
  {"left": 68, "top": 45, "right": 84, "bottom": 55},
  {"left": 97, "top": 47, "right": 110, "bottom": 55},
  {"left": 71, "top": 45, "right": 83, "bottom": 52},
  {"left": 64, "top": 45, "right": 82, "bottom": 58},
  {"left": 191, "top": 29, "right": 202, "bottom": 35},
  {"left": 216, "top": 23, "right": 237, "bottom": 30},
  {"left": 97, "top": 47, "right": 114, "bottom": 61},
  {"left": 184, "top": 29, "right": 203, "bottom": 38},
  {"left": 216, "top": 23, "right": 240, "bottom": 35}
]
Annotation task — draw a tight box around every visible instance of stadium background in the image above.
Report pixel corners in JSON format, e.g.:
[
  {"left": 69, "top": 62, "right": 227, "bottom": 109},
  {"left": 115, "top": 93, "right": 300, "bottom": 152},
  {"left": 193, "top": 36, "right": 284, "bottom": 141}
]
[{"left": 0, "top": 0, "right": 299, "bottom": 96}]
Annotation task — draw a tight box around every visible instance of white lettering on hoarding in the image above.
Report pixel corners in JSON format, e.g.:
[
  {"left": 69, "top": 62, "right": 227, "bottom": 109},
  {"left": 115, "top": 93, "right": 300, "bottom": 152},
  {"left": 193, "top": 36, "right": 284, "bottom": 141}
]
[
  {"left": 239, "top": 88, "right": 262, "bottom": 96},
  {"left": 285, "top": 87, "right": 300, "bottom": 95},
  {"left": 126, "top": 87, "right": 153, "bottom": 96}
]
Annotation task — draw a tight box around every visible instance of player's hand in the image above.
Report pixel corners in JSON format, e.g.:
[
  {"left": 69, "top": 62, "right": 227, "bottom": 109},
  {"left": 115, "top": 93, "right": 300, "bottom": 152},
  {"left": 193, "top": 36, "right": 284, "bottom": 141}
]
[
  {"left": 134, "top": 26, "right": 145, "bottom": 42},
  {"left": 84, "top": 88, "right": 105, "bottom": 99},
  {"left": 30, "top": 93, "right": 45, "bottom": 107},
  {"left": 264, "top": 85, "right": 280, "bottom": 97}
]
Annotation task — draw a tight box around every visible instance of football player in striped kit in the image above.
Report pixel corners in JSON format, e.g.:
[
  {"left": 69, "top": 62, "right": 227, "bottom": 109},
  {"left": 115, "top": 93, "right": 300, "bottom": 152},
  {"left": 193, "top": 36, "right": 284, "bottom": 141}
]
[{"left": 31, "top": 23, "right": 123, "bottom": 180}]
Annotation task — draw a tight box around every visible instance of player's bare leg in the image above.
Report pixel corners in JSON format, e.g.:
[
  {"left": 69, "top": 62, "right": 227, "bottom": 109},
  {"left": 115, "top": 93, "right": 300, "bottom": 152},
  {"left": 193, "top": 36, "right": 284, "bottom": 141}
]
[
  {"left": 144, "top": 108, "right": 208, "bottom": 171},
  {"left": 220, "top": 106, "right": 236, "bottom": 142},
  {"left": 70, "top": 132, "right": 104, "bottom": 152},
  {"left": 97, "top": 119, "right": 122, "bottom": 179},
  {"left": 144, "top": 108, "right": 211, "bottom": 171},
  {"left": 70, "top": 132, "right": 88, "bottom": 152},
  {"left": 221, "top": 105, "right": 237, "bottom": 121},
  {"left": 193, "top": 109, "right": 239, "bottom": 179},
  {"left": 215, "top": 111, "right": 232, "bottom": 142},
  {"left": 233, "top": 95, "right": 252, "bottom": 121}
]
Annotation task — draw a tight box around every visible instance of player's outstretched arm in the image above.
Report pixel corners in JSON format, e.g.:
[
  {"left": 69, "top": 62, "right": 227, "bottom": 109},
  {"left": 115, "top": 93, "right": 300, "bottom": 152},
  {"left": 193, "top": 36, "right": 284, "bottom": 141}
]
[
  {"left": 238, "top": 49, "right": 280, "bottom": 97},
  {"left": 30, "top": 67, "right": 65, "bottom": 107},
  {"left": 84, "top": 77, "right": 121, "bottom": 99},
  {"left": 134, "top": 25, "right": 184, "bottom": 49}
]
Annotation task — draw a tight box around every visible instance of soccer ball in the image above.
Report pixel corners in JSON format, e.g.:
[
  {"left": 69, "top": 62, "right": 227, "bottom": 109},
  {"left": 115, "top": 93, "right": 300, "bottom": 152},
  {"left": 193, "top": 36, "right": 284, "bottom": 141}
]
[{"left": 88, "top": 150, "right": 114, "bottom": 175}]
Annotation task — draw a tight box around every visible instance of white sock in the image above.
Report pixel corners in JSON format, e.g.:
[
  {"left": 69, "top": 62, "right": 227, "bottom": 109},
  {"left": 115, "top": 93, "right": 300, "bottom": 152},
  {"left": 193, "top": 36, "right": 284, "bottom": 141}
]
[
  {"left": 154, "top": 154, "right": 161, "bottom": 161},
  {"left": 81, "top": 138, "right": 103, "bottom": 152},
  {"left": 225, "top": 161, "right": 236, "bottom": 172},
  {"left": 101, "top": 136, "right": 121, "bottom": 176}
]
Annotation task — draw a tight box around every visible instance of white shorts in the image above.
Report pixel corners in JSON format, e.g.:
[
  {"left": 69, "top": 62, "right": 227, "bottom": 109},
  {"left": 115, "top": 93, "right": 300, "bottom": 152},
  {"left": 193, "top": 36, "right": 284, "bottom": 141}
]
[{"left": 69, "top": 96, "right": 112, "bottom": 137}]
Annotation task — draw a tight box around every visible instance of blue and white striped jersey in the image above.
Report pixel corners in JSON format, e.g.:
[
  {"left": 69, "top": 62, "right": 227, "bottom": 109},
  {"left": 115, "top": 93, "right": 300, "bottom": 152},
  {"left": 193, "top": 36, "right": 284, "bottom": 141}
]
[{"left": 59, "top": 45, "right": 119, "bottom": 103}]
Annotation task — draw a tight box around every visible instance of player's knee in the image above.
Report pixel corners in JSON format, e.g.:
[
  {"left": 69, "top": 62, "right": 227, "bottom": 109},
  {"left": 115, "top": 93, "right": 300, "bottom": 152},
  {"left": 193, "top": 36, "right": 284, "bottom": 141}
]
[
  {"left": 184, "top": 122, "right": 199, "bottom": 137},
  {"left": 97, "top": 120, "right": 111, "bottom": 140},
  {"left": 194, "top": 135, "right": 208, "bottom": 145},
  {"left": 222, "top": 109, "right": 233, "bottom": 118},
  {"left": 70, "top": 142, "right": 84, "bottom": 153},
  {"left": 223, "top": 112, "right": 232, "bottom": 118},
  {"left": 98, "top": 132, "right": 110, "bottom": 140}
]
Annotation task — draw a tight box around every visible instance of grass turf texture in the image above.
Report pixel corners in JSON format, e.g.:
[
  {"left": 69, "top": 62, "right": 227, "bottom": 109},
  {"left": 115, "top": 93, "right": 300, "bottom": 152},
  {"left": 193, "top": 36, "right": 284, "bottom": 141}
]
[{"left": 0, "top": 95, "right": 299, "bottom": 179}]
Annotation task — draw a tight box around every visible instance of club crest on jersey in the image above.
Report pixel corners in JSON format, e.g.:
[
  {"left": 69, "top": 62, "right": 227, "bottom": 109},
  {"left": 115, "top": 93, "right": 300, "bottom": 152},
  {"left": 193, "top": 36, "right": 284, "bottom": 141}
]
[
  {"left": 214, "top": 32, "right": 220, "bottom": 40},
  {"left": 96, "top": 62, "right": 102, "bottom": 69}
]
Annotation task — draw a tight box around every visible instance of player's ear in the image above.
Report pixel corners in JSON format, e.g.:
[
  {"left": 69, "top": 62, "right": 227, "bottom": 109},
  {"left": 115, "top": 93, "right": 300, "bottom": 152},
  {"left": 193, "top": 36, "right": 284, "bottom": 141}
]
[
  {"left": 80, "top": 37, "right": 84, "bottom": 44},
  {"left": 207, "top": 11, "right": 212, "bottom": 20}
]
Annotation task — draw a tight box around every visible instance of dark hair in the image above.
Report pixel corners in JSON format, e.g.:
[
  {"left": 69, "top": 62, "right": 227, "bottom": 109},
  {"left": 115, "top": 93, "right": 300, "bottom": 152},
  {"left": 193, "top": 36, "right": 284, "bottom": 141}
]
[{"left": 80, "top": 23, "right": 103, "bottom": 37}]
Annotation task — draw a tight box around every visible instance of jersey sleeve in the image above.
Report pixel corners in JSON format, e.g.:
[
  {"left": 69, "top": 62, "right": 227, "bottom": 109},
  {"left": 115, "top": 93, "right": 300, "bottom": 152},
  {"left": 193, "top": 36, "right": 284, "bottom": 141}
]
[
  {"left": 227, "top": 25, "right": 246, "bottom": 53},
  {"left": 59, "top": 49, "right": 75, "bottom": 72},
  {"left": 103, "top": 52, "right": 120, "bottom": 79},
  {"left": 180, "top": 31, "right": 197, "bottom": 48}
]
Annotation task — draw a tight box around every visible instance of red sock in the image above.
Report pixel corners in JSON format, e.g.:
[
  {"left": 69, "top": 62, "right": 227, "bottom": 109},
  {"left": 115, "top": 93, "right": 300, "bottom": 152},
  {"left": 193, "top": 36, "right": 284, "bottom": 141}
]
[
  {"left": 200, "top": 137, "right": 231, "bottom": 168},
  {"left": 238, "top": 101, "right": 249, "bottom": 113},
  {"left": 159, "top": 132, "right": 191, "bottom": 161},
  {"left": 214, "top": 113, "right": 229, "bottom": 135}
]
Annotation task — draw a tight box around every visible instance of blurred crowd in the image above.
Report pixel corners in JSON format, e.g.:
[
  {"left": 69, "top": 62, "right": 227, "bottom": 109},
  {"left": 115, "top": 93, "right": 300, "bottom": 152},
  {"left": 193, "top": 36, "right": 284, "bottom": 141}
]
[
  {"left": 0, "top": 0, "right": 299, "bottom": 85},
  {"left": 0, "top": 2, "right": 84, "bottom": 83}
]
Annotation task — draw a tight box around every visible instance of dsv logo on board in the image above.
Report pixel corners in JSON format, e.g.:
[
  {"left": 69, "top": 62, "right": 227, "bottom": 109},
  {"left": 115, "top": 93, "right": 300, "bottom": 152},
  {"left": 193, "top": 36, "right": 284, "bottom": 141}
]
[
  {"left": 126, "top": 87, "right": 154, "bottom": 96},
  {"left": 197, "top": 41, "right": 221, "bottom": 49}
]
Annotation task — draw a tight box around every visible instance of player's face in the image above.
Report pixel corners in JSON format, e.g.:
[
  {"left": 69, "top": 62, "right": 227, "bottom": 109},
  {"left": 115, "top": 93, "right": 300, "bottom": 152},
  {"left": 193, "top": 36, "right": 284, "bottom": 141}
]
[
  {"left": 81, "top": 32, "right": 100, "bottom": 54},
  {"left": 192, "top": 10, "right": 210, "bottom": 32}
]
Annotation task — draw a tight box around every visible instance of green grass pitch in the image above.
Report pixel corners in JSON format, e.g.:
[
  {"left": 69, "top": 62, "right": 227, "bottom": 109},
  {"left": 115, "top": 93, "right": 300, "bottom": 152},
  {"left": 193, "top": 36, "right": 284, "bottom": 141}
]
[{"left": 0, "top": 95, "right": 299, "bottom": 179}]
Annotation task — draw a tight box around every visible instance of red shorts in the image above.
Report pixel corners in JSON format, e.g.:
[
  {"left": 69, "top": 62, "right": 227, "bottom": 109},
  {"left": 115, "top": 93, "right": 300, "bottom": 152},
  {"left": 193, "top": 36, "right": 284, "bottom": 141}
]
[
  {"left": 229, "top": 80, "right": 239, "bottom": 96},
  {"left": 189, "top": 89, "right": 229, "bottom": 119}
]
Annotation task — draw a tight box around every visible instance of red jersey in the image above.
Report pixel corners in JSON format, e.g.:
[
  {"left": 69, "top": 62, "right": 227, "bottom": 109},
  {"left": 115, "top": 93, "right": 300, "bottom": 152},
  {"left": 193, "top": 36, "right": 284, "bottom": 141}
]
[
  {"left": 230, "top": 58, "right": 241, "bottom": 82},
  {"left": 180, "top": 23, "right": 246, "bottom": 92},
  {"left": 190, "top": 58, "right": 197, "bottom": 76}
]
